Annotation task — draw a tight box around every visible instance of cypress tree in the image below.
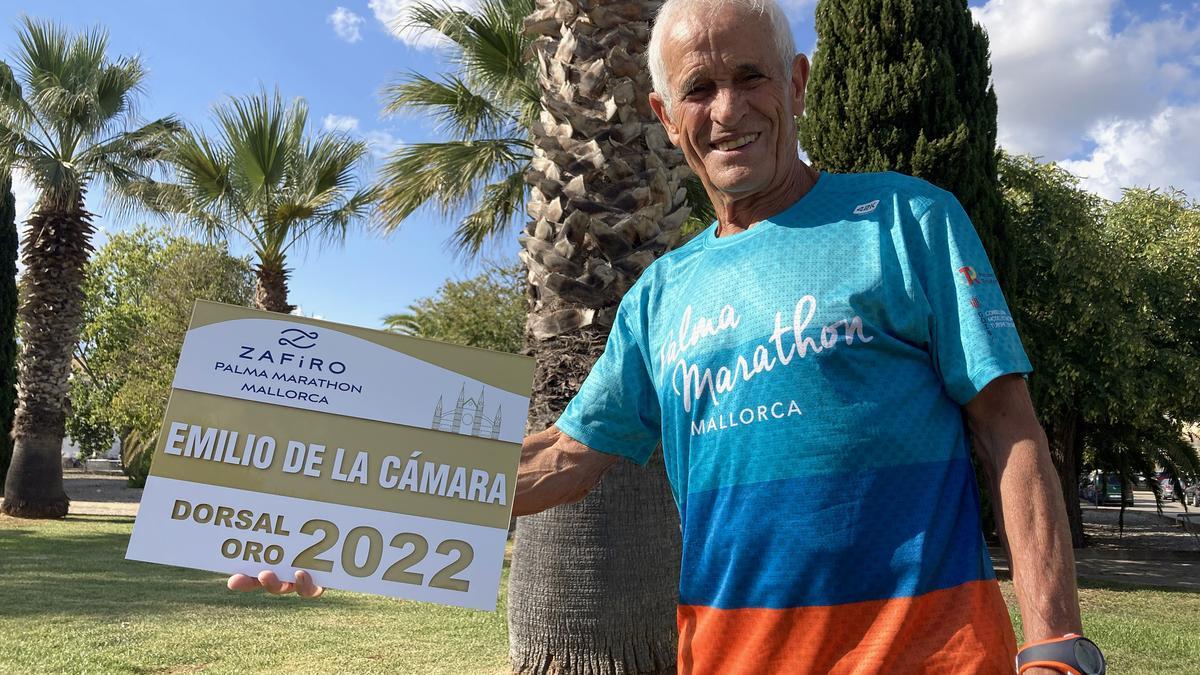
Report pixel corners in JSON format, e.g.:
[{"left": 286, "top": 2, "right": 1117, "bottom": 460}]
[
  {"left": 1, "top": 173, "right": 17, "bottom": 482},
  {"left": 799, "top": 0, "right": 1007, "bottom": 277}
]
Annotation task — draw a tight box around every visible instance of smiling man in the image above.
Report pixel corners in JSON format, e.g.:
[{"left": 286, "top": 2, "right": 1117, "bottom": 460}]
[
  {"left": 514, "top": 0, "right": 1095, "bottom": 672},
  {"left": 230, "top": 0, "right": 1097, "bottom": 672}
]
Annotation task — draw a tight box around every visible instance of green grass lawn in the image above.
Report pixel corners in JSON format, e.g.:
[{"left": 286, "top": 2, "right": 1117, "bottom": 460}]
[
  {"left": 2, "top": 516, "right": 1198, "bottom": 674},
  {"left": 0, "top": 515, "right": 508, "bottom": 674}
]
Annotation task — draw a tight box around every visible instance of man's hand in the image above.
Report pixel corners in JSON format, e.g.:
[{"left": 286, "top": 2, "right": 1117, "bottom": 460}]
[
  {"left": 227, "top": 570, "right": 325, "bottom": 598},
  {"left": 513, "top": 425, "right": 616, "bottom": 517}
]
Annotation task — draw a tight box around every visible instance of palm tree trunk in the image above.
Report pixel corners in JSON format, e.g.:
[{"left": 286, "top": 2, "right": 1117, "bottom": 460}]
[
  {"left": 510, "top": 0, "right": 691, "bottom": 670},
  {"left": 509, "top": 331, "right": 681, "bottom": 674},
  {"left": 2, "top": 197, "right": 93, "bottom": 518},
  {"left": 0, "top": 173, "right": 18, "bottom": 484},
  {"left": 254, "top": 259, "right": 294, "bottom": 314}
]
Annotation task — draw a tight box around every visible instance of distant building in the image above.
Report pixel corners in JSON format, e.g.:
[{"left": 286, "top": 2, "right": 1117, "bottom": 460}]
[{"left": 432, "top": 383, "right": 502, "bottom": 439}]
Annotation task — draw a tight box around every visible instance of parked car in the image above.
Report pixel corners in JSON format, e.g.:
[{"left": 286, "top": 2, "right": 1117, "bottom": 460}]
[
  {"left": 1160, "top": 478, "right": 1177, "bottom": 502},
  {"left": 1184, "top": 482, "right": 1200, "bottom": 508},
  {"left": 1087, "top": 473, "right": 1134, "bottom": 506}
]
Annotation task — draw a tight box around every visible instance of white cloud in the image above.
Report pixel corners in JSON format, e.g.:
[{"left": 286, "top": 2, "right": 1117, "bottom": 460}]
[
  {"left": 364, "top": 130, "right": 403, "bottom": 158},
  {"left": 328, "top": 7, "right": 366, "bottom": 43},
  {"left": 10, "top": 169, "right": 37, "bottom": 223},
  {"left": 368, "top": 0, "right": 476, "bottom": 50},
  {"left": 320, "top": 115, "right": 400, "bottom": 159},
  {"left": 322, "top": 114, "right": 361, "bottom": 132},
  {"left": 1060, "top": 104, "right": 1200, "bottom": 200},
  {"left": 972, "top": 0, "right": 1200, "bottom": 158}
]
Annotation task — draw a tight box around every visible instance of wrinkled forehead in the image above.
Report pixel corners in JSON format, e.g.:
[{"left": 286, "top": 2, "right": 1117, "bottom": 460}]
[{"left": 660, "top": 7, "right": 781, "bottom": 86}]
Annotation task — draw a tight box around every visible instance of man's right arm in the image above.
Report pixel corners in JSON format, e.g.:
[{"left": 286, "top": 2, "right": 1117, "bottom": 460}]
[{"left": 512, "top": 424, "right": 618, "bottom": 517}]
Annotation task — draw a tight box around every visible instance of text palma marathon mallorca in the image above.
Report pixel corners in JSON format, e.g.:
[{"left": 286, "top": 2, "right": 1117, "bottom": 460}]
[
  {"left": 215, "top": 344, "right": 361, "bottom": 405},
  {"left": 162, "top": 422, "right": 509, "bottom": 505}
]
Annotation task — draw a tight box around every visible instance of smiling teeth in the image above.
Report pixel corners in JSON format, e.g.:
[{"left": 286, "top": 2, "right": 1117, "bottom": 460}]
[{"left": 715, "top": 134, "right": 757, "bottom": 151}]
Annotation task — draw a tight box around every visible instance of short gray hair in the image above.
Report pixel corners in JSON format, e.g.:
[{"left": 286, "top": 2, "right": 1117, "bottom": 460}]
[{"left": 648, "top": 0, "right": 796, "bottom": 115}]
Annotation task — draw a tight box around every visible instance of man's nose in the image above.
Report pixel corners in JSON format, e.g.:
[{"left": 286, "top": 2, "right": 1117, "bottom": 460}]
[{"left": 710, "top": 86, "right": 747, "bottom": 126}]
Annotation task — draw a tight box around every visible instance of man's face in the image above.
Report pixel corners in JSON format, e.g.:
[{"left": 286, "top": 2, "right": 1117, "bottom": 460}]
[{"left": 650, "top": 8, "right": 808, "bottom": 200}]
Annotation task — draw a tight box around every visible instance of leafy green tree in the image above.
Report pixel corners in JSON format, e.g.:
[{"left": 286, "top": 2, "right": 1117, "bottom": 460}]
[
  {"left": 1000, "top": 155, "right": 1118, "bottom": 544},
  {"left": 136, "top": 89, "right": 374, "bottom": 313},
  {"left": 0, "top": 173, "right": 17, "bottom": 482},
  {"left": 799, "top": 0, "right": 1007, "bottom": 276},
  {"left": 1088, "top": 188, "right": 1200, "bottom": 509},
  {"left": 0, "top": 18, "right": 181, "bottom": 518},
  {"left": 1000, "top": 155, "right": 1200, "bottom": 544},
  {"left": 67, "top": 226, "right": 254, "bottom": 485},
  {"left": 383, "top": 262, "right": 524, "bottom": 354}
]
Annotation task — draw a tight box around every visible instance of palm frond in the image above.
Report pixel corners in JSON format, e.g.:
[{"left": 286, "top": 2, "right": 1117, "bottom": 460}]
[
  {"left": 382, "top": 72, "right": 514, "bottom": 139},
  {"left": 79, "top": 116, "right": 182, "bottom": 171},
  {"left": 404, "top": 0, "right": 535, "bottom": 110},
  {"left": 381, "top": 312, "right": 423, "bottom": 335},
  {"left": 376, "top": 138, "right": 529, "bottom": 233},
  {"left": 280, "top": 185, "right": 378, "bottom": 256},
  {"left": 0, "top": 62, "right": 33, "bottom": 129},
  {"left": 91, "top": 56, "right": 146, "bottom": 131},
  {"left": 300, "top": 132, "right": 370, "bottom": 202},
  {"left": 452, "top": 168, "right": 526, "bottom": 255},
  {"left": 214, "top": 88, "right": 305, "bottom": 200},
  {"left": 13, "top": 17, "right": 73, "bottom": 93},
  {"left": 453, "top": 0, "right": 535, "bottom": 105}
]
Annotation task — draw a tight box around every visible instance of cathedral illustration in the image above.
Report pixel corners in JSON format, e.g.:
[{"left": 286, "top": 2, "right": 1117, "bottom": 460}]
[{"left": 431, "top": 383, "right": 502, "bottom": 439}]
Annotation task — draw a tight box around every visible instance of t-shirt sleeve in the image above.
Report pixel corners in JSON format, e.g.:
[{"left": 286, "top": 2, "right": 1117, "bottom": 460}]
[
  {"left": 554, "top": 301, "right": 662, "bottom": 465},
  {"left": 917, "top": 190, "right": 1033, "bottom": 405}
]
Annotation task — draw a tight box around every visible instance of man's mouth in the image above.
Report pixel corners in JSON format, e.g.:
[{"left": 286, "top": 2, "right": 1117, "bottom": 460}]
[{"left": 711, "top": 133, "right": 760, "bottom": 151}]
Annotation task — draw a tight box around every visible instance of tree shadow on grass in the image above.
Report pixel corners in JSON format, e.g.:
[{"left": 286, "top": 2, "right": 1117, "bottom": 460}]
[{"left": 0, "top": 523, "right": 374, "bottom": 620}]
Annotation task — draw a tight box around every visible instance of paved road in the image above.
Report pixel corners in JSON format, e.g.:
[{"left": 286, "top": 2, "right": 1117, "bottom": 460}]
[
  {"left": 990, "top": 550, "right": 1200, "bottom": 591},
  {"left": 1082, "top": 488, "right": 1200, "bottom": 529}
]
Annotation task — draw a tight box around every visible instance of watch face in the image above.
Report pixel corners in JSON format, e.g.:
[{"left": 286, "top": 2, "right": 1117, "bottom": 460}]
[{"left": 1074, "top": 639, "right": 1105, "bottom": 674}]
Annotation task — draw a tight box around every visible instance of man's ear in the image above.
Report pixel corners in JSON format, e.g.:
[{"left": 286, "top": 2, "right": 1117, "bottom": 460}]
[
  {"left": 648, "top": 92, "right": 681, "bottom": 147},
  {"left": 791, "top": 53, "right": 810, "bottom": 117}
]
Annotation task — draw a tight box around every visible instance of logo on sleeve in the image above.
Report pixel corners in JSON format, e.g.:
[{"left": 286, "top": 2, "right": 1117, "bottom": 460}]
[
  {"left": 852, "top": 200, "right": 880, "bottom": 215},
  {"left": 958, "top": 265, "right": 996, "bottom": 286}
]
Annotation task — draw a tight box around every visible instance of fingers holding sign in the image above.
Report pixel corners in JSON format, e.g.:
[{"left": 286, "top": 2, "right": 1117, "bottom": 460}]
[{"left": 227, "top": 570, "right": 325, "bottom": 598}]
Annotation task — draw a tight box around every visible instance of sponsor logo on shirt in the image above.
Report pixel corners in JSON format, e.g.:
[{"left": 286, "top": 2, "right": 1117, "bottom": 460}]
[{"left": 852, "top": 200, "right": 880, "bottom": 215}]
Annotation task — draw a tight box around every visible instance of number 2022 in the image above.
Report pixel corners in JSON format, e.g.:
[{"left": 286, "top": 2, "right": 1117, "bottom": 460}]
[{"left": 292, "top": 519, "right": 474, "bottom": 592}]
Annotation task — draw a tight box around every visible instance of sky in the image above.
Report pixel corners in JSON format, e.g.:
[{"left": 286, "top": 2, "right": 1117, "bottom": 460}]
[{"left": 5, "top": 0, "right": 1199, "bottom": 329}]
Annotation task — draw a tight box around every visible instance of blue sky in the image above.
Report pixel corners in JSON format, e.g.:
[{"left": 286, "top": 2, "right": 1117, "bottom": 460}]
[{"left": 6, "top": 0, "right": 1199, "bottom": 329}]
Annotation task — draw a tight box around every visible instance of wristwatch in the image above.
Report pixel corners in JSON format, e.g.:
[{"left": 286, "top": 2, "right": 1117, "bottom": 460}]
[{"left": 1015, "top": 634, "right": 1106, "bottom": 674}]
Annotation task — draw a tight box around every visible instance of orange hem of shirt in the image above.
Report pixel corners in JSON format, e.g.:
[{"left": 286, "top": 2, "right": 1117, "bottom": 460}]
[{"left": 677, "top": 579, "right": 1017, "bottom": 675}]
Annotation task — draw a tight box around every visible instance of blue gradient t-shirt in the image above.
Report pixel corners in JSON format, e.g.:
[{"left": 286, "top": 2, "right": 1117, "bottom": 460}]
[{"left": 556, "top": 172, "right": 1031, "bottom": 674}]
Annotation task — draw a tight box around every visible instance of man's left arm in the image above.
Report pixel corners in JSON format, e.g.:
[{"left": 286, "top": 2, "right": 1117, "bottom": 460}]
[{"left": 965, "top": 374, "right": 1082, "bottom": 646}]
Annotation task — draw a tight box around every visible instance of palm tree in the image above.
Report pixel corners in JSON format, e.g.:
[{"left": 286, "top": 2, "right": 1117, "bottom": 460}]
[
  {"left": 376, "top": 0, "right": 538, "bottom": 255},
  {"left": 138, "top": 89, "right": 375, "bottom": 312},
  {"left": 376, "top": 1, "right": 700, "bottom": 668},
  {"left": 1, "top": 172, "right": 18, "bottom": 485},
  {"left": 0, "top": 18, "right": 181, "bottom": 518},
  {"left": 507, "top": 0, "right": 692, "bottom": 670},
  {"left": 376, "top": 0, "right": 713, "bottom": 255}
]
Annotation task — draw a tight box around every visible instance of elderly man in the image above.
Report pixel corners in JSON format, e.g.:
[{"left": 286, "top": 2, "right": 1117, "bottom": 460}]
[
  {"left": 513, "top": 0, "right": 1098, "bottom": 672},
  {"left": 233, "top": 0, "right": 1100, "bottom": 672}
]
